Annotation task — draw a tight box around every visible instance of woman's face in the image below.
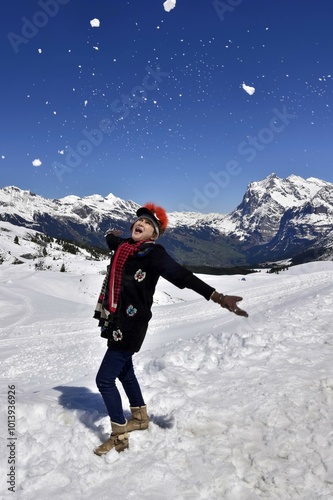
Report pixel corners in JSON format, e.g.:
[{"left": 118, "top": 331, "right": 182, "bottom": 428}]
[{"left": 131, "top": 218, "right": 157, "bottom": 242}]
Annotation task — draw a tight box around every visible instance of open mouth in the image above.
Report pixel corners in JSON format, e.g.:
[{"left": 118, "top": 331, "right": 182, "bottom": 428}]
[{"left": 134, "top": 226, "right": 143, "bottom": 234}]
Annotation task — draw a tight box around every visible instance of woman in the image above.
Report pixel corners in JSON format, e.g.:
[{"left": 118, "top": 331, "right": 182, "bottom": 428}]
[{"left": 93, "top": 203, "right": 248, "bottom": 455}]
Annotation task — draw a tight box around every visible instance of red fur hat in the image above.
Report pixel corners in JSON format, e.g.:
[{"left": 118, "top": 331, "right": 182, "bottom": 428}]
[{"left": 136, "top": 202, "right": 168, "bottom": 236}]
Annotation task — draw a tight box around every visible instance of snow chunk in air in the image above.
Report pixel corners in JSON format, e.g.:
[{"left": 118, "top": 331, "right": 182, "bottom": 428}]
[
  {"left": 242, "top": 83, "right": 255, "bottom": 95},
  {"left": 90, "top": 18, "right": 100, "bottom": 28},
  {"left": 163, "top": 0, "right": 176, "bottom": 12},
  {"left": 32, "top": 159, "right": 42, "bottom": 167}
]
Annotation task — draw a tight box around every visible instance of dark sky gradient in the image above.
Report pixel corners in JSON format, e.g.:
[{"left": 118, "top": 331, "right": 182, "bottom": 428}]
[{"left": 1, "top": 0, "right": 333, "bottom": 213}]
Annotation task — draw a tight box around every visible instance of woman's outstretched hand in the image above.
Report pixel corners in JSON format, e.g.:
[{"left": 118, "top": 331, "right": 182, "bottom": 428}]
[{"left": 210, "top": 291, "right": 249, "bottom": 318}]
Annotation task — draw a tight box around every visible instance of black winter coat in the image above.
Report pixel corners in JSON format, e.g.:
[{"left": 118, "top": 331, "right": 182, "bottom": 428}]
[{"left": 97, "top": 234, "right": 215, "bottom": 352}]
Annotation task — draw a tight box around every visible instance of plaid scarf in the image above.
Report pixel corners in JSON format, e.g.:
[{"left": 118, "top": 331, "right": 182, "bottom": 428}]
[{"left": 108, "top": 240, "right": 145, "bottom": 313}]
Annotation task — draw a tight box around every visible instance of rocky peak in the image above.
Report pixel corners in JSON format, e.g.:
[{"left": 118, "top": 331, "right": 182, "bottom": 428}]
[{"left": 222, "top": 174, "right": 331, "bottom": 246}]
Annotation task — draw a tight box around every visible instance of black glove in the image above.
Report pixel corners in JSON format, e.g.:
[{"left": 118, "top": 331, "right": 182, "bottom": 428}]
[{"left": 210, "top": 291, "right": 249, "bottom": 318}]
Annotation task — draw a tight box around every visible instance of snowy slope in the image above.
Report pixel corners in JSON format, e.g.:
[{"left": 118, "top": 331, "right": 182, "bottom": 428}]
[
  {"left": 1, "top": 255, "right": 333, "bottom": 499},
  {"left": 0, "top": 220, "right": 105, "bottom": 272}
]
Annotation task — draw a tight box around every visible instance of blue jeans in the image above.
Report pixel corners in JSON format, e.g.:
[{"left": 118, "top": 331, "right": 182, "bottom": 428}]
[{"left": 96, "top": 348, "right": 145, "bottom": 424}]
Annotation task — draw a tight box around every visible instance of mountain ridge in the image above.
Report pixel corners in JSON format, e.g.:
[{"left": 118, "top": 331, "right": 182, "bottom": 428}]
[{"left": 1, "top": 173, "right": 333, "bottom": 267}]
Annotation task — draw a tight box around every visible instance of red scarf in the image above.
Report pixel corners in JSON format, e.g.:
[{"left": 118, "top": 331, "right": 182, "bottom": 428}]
[{"left": 108, "top": 240, "right": 145, "bottom": 313}]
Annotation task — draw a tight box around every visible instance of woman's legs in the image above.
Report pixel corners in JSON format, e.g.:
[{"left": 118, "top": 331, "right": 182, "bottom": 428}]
[
  {"left": 118, "top": 355, "right": 145, "bottom": 408},
  {"left": 96, "top": 348, "right": 145, "bottom": 423},
  {"left": 96, "top": 348, "right": 134, "bottom": 424}
]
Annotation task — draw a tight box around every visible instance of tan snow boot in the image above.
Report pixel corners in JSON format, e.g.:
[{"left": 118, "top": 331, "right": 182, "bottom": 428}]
[
  {"left": 126, "top": 405, "right": 149, "bottom": 432},
  {"left": 94, "top": 421, "right": 129, "bottom": 456}
]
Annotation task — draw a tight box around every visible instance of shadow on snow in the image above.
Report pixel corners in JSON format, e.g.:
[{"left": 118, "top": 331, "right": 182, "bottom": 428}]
[{"left": 54, "top": 385, "right": 174, "bottom": 438}]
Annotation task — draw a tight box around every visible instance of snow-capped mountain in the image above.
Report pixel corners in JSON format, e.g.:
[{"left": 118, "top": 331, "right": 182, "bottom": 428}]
[
  {"left": 251, "top": 182, "right": 333, "bottom": 263},
  {"left": 1, "top": 173, "right": 333, "bottom": 267},
  {"left": 222, "top": 173, "right": 331, "bottom": 245},
  {"left": 0, "top": 186, "right": 235, "bottom": 268},
  {"left": 0, "top": 186, "right": 139, "bottom": 243}
]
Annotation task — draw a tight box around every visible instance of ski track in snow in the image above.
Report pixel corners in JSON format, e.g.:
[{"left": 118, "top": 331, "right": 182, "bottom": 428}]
[{"left": 1, "top": 263, "right": 333, "bottom": 499}]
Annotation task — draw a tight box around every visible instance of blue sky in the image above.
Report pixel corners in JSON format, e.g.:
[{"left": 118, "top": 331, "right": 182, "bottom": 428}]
[{"left": 1, "top": 0, "right": 333, "bottom": 213}]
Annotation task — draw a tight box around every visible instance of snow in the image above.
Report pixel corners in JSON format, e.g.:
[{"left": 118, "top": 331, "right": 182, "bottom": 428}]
[
  {"left": 163, "top": 0, "right": 176, "bottom": 13},
  {"left": 1, "top": 228, "right": 333, "bottom": 498},
  {"left": 242, "top": 83, "right": 255, "bottom": 95},
  {"left": 32, "top": 159, "right": 42, "bottom": 167},
  {"left": 90, "top": 19, "right": 100, "bottom": 28}
]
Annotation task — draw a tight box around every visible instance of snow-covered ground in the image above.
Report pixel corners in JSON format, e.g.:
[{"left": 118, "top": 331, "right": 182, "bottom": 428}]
[{"left": 1, "top": 251, "right": 333, "bottom": 498}]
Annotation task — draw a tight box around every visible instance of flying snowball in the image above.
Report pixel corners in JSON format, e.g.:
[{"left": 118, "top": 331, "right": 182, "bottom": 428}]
[
  {"left": 242, "top": 83, "right": 255, "bottom": 95},
  {"left": 90, "top": 18, "right": 100, "bottom": 28},
  {"left": 163, "top": 0, "right": 176, "bottom": 12},
  {"left": 32, "top": 159, "right": 42, "bottom": 167}
]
